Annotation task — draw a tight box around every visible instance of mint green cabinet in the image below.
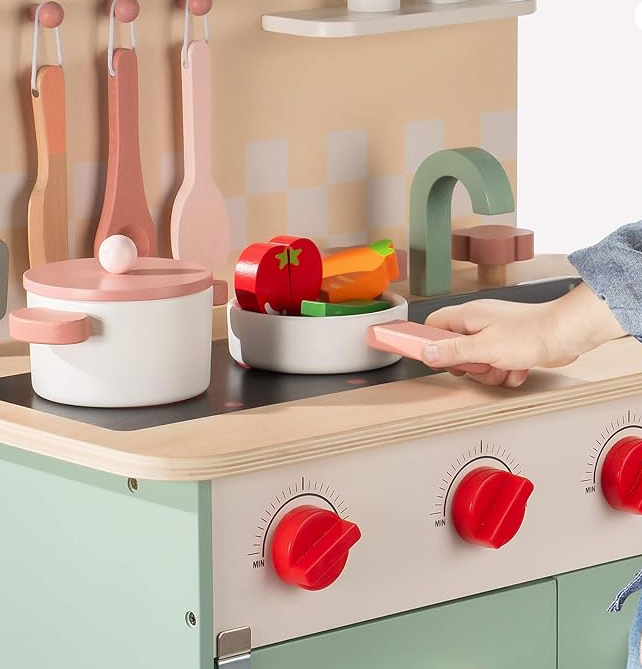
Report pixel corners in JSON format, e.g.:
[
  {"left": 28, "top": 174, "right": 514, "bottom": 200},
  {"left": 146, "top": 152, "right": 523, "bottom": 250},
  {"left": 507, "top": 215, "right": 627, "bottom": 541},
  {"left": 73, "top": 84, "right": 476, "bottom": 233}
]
[
  {"left": 556, "top": 556, "right": 642, "bottom": 669},
  {"left": 253, "top": 580, "right": 557, "bottom": 669},
  {"left": 0, "top": 445, "right": 214, "bottom": 669}
]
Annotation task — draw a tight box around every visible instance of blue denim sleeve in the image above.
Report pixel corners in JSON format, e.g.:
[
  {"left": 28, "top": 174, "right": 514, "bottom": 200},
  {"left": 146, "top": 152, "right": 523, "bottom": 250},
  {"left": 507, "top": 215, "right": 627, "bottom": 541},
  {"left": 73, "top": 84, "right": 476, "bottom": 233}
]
[{"left": 568, "top": 221, "right": 642, "bottom": 342}]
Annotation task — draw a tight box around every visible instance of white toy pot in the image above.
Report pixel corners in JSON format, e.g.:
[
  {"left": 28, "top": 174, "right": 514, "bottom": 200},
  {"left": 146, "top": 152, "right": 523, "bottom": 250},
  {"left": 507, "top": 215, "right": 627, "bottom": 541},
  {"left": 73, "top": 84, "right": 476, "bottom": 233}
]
[
  {"left": 228, "top": 292, "right": 409, "bottom": 375},
  {"left": 10, "top": 256, "right": 214, "bottom": 408}
]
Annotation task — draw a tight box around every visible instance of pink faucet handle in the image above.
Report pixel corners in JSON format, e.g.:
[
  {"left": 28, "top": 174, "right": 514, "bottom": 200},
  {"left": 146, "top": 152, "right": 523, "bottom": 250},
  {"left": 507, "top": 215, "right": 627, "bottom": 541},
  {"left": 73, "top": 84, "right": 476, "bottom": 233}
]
[{"left": 452, "top": 225, "right": 534, "bottom": 286}]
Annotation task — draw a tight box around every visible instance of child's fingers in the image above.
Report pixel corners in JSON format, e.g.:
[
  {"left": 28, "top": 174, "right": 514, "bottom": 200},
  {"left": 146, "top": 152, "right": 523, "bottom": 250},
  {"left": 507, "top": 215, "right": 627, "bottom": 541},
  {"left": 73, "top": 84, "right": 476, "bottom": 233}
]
[
  {"left": 421, "top": 332, "right": 491, "bottom": 368},
  {"left": 502, "top": 369, "right": 529, "bottom": 388},
  {"left": 424, "top": 305, "right": 473, "bottom": 334},
  {"left": 465, "top": 367, "right": 511, "bottom": 387}
]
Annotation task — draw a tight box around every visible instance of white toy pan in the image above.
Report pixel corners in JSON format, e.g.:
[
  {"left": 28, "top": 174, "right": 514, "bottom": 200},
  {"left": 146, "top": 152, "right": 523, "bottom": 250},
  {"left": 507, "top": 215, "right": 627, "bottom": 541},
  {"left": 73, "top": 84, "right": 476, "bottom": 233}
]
[{"left": 227, "top": 292, "right": 481, "bottom": 376}]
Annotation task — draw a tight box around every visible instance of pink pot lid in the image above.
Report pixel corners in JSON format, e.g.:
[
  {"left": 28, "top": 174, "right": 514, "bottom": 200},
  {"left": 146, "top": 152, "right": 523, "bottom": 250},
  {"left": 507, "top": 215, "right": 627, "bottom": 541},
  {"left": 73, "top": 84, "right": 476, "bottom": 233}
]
[{"left": 24, "top": 257, "right": 214, "bottom": 302}]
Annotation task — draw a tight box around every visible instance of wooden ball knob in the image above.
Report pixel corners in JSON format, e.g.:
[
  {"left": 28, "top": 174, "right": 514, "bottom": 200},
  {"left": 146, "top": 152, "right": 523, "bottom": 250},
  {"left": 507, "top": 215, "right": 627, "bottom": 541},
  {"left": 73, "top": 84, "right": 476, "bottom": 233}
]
[
  {"left": 176, "top": 0, "right": 213, "bottom": 15},
  {"left": 452, "top": 225, "right": 534, "bottom": 286},
  {"left": 103, "top": 0, "right": 140, "bottom": 22},
  {"left": 28, "top": 2, "right": 65, "bottom": 28},
  {"left": 98, "top": 235, "right": 138, "bottom": 274}
]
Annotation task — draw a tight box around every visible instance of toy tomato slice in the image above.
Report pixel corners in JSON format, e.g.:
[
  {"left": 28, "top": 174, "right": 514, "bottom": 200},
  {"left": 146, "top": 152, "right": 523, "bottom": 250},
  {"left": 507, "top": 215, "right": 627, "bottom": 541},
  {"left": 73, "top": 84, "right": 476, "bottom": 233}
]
[
  {"left": 270, "top": 236, "right": 322, "bottom": 315},
  {"left": 235, "top": 242, "right": 290, "bottom": 314}
]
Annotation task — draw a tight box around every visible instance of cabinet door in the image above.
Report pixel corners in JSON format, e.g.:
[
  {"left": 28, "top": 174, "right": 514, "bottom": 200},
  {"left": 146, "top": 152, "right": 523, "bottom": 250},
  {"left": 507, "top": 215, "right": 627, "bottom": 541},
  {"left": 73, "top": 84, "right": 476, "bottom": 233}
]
[
  {"left": 556, "top": 556, "right": 642, "bottom": 669},
  {"left": 252, "top": 580, "right": 557, "bottom": 669}
]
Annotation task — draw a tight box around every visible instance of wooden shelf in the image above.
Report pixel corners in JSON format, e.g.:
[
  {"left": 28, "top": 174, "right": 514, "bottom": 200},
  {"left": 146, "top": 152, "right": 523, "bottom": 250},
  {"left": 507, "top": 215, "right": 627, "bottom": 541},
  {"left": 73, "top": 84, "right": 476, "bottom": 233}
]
[{"left": 262, "top": 0, "right": 536, "bottom": 38}]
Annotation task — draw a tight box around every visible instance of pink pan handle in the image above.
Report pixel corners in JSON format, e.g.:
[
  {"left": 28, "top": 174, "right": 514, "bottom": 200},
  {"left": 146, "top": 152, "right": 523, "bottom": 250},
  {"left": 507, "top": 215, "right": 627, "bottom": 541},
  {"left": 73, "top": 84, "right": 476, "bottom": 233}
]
[
  {"left": 10, "top": 308, "right": 91, "bottom": 345},
  {"left": 213, "top": 279, "right": 229, "bottom": 306},
  {"left": 366, "top": 320, "right": 490, "bottom": 374}
]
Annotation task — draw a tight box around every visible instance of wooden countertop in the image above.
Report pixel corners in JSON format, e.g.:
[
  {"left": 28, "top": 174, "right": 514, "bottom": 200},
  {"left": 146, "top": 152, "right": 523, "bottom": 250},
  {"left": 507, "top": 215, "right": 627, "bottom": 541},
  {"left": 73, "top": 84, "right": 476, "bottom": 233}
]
[{"left": 1, "top": 255, "right": 641, "bottom": 482}]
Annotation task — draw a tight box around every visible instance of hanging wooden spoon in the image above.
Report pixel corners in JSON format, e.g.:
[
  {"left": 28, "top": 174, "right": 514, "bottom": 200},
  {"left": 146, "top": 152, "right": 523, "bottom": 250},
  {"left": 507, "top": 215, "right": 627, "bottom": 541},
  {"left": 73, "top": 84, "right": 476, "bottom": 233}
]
[
  {"left": 27, "top": 2, "right": 68, "bottom": 268},
  {"left": 171, "top": 39, "right": 230, "bottom": 274},
  {"left": 94, "top": 47, "right": 156, "bottom": 257}
]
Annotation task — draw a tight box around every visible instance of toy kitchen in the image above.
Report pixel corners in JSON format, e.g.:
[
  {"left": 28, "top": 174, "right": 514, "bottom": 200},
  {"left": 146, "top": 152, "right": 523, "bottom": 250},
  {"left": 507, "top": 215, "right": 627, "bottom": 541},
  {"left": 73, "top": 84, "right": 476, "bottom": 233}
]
[{"left": 0, "top": 1, "right": 641, "bottom": 668}]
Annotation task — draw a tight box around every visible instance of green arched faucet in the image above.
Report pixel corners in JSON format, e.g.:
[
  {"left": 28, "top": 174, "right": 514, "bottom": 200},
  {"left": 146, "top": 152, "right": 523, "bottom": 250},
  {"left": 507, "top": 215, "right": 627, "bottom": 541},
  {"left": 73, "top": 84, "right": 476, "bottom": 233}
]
[{"left": 409, "top": 147, "right": 516, "bottom": 297}]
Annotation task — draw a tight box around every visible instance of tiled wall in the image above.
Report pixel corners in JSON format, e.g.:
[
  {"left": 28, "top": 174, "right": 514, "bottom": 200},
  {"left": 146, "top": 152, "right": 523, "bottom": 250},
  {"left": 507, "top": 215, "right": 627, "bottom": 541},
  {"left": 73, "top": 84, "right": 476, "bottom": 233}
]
[{"left": 0, "top": 0, "right": 517, "bottom": 339}]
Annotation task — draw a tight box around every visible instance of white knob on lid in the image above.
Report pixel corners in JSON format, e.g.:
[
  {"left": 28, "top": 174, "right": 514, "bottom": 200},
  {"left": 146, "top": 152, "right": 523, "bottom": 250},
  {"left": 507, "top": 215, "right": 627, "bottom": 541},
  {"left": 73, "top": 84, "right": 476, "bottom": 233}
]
[{"left": 98, "top": 235, "right": 138, "bottom": 274}]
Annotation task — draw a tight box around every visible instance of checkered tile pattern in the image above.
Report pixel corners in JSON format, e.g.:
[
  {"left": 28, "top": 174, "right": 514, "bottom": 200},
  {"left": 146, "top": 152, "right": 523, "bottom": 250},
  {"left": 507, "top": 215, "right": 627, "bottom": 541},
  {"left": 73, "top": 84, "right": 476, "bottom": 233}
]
[
  {"left": 0, "top": 111, "right": 517, "bottom": 340},
  {"left": 223, "top": 111, "right": 517, "bottom": 286}
]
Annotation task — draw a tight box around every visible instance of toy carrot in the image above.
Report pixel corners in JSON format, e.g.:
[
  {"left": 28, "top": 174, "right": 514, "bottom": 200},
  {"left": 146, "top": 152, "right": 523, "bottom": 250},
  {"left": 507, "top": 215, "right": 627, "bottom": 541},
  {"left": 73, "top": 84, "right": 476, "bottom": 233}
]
[{"left": 320, "top": 239, "right": 399, "bottom": 303}]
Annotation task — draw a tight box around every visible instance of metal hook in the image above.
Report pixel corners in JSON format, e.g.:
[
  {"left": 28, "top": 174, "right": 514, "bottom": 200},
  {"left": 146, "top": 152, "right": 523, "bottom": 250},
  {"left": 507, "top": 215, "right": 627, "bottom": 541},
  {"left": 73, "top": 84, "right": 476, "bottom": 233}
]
[
  {"left": 29, "top": 3, "right": 64, "bottom": 97},
  {"left": 107, "top": 0, "right": 139, "bottom": 78},
  {"left": 181, "top": 0, "right": 211, "bottom": 69}
]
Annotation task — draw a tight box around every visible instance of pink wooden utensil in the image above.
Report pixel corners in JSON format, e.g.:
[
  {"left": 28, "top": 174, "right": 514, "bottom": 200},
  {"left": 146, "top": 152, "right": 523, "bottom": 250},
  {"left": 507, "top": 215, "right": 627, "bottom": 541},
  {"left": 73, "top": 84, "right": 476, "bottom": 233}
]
[
  {"left": 94, "top": 1, "right": 156, "bottom": 258},
  {"left": 27, "top": 3, "right": 68, "bottom": 268},
  {"left": 171, "top": 0, "right": 230, "bottom": 297}
]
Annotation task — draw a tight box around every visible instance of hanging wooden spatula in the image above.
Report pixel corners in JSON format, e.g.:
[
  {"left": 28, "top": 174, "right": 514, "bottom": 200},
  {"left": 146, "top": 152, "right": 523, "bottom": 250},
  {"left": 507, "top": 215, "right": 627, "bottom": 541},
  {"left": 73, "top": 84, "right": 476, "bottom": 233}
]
[
  {"left": 171, "top": 40, "right": 230, "bottom": 275},
  {"left": 27, "top": 2, "right": 68, "bottom": 268},
  {"left": 94, "top": 48, "right": 156, "bottom": 258},
  {"left": 28, "top": 66, "right": 68, "bottom": 268}
]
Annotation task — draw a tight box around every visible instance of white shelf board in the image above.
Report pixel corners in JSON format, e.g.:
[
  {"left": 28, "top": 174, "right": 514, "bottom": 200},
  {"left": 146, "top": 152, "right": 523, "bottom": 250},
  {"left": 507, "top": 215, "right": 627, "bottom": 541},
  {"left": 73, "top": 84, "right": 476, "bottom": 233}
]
[{"left": 262, "top": 0, "right": 536, "bottom": 38}]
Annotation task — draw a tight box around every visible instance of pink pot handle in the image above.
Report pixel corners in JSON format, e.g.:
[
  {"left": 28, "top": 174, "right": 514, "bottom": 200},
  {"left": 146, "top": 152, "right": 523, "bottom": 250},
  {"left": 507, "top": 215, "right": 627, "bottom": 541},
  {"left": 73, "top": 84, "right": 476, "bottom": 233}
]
[
  {"left": 213, "top": 279, "right": 228, "bottom": 307},
  {"left": 10, "top": 308, "right": 91, "bottom": 345},
  {"left": 367, "top": 320, "right": 491, "bottom": 374}
]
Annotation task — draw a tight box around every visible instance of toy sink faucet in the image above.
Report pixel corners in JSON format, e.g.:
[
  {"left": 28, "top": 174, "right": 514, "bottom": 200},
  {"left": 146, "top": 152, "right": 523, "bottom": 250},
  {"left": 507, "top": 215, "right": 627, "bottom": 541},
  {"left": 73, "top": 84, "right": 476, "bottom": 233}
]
[{"left": 409, "top": 147, "right": 516, "bottom": 297}]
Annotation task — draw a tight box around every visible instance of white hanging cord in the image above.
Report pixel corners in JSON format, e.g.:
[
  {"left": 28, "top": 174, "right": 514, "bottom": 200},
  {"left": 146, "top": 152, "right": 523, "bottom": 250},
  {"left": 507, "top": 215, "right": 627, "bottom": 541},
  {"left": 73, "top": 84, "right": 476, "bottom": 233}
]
[
  {"left": 108, "top": 0, "right": 137, "bottom": 77},
  {"left": 30, "top": 4, "right": 64, "bottom": 96},
  {"left": 182, "top": 1, "right": 210, "bottom": 69}
]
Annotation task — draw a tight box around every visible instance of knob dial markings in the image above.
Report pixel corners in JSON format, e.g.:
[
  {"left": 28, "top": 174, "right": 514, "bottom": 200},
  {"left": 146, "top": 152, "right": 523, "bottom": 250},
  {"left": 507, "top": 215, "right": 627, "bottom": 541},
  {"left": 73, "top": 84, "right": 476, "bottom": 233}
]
[
  {"left": 582, "top": 411, "right": 642, "bottom": 487},
  {"left": 248, "top": 477, "right": 349, "bottom": 560}
]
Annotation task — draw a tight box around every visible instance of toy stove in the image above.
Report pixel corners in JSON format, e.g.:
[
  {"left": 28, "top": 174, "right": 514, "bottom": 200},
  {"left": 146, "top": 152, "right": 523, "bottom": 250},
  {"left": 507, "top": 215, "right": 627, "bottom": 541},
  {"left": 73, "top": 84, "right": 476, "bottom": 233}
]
[{"left": 6, "top": 276, "right": 640, "bottom": 656}]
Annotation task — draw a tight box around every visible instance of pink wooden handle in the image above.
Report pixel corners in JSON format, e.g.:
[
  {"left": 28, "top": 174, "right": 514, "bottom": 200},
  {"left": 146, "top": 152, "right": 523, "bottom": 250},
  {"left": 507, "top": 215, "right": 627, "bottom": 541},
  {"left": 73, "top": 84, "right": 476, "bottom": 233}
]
[
  {"left": 366, "top": 320, "right": 490, "bottom": 374},
  {"left": 94, "top": 49, "right": 156, "bottom": 258},
  {"left": 213, "top": 279, "right": 228, "bottom": 306},
  {"left": 184, "top": 41, "right": 213, "bottom": 183},
  {"left": 10, "top": 308, "right": 91, "bottom": 345}
]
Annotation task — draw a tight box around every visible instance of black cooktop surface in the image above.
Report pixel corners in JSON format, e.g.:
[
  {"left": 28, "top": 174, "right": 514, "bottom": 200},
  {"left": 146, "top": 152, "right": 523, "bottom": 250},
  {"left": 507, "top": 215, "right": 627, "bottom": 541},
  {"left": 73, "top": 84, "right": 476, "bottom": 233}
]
[
  {"left": 0, "top": 278, "right": 581, "bottom": 432},
  {"left": 0, "top": 341, "right": 437, "bottom": 431}
]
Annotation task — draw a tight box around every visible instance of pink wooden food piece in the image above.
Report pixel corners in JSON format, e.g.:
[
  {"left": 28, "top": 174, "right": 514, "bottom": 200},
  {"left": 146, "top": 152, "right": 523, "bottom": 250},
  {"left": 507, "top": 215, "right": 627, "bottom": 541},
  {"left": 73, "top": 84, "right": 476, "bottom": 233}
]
[
  {"left": 366, "top": 320, "right": 490, "bottom": 374},
  {"left": 452, "top": 225, "right": 534, "bottom": 286},
  {"left": 171, "top": 40, "right": 230, "bottom": 274},
  {"left": 270, "top": 235, "right": 323, "bottom": 315},
  {"left": 235, "top": 242, "right": 291, "bottom": 314},
  {"left": 28, "top": 2, "right": 65, "bottom": 27},
  {"left": 10, "top": 307, "right": 90, "bottom": 345},
  {"left": 94, "top": 49, "right": 156, "bottom": 258}
]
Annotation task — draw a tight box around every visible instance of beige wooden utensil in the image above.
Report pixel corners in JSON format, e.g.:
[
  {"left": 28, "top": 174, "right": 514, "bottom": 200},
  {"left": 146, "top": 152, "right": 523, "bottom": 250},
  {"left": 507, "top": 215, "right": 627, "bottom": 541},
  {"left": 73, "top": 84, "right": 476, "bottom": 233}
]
[
  {"left": 171, "top": 40, "right": 230, "bottom": 275},
  {"left": 29, "top": 66, "right": 68, "bottom": 268},
  {"left": 94, "top": 48, "right": 156, "bottom": 258},
  {"left": 27, "top": 2, "right": 68, "bottom": 269}
]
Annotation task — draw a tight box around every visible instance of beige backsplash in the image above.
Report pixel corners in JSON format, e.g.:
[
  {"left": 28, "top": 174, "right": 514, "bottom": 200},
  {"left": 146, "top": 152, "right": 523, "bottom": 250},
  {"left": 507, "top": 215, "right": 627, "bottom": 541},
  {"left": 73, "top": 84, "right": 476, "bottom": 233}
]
[{"left": 0, "top": 1, "right": 517, "bottom": 338}]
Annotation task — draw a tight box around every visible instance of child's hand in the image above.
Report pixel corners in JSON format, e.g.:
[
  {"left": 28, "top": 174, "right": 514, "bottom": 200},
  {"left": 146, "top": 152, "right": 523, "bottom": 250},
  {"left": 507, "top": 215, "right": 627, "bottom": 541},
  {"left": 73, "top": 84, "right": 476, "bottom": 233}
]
[{"left": 421, "top": 283, "right": 626, "bottom": 387}]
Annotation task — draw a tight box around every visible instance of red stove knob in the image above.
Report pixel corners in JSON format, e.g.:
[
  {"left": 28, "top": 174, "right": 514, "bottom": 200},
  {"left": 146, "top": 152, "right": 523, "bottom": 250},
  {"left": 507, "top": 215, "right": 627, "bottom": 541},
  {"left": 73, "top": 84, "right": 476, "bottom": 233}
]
[
  {"left": 602, "top": 437, "right": 642, "bottom": 513},
  {"left": 271, "top": 505, "right": 361, "bottom": 591},
  {"left": 452, "top": 467, "right": 535, "bottom": 549}
]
